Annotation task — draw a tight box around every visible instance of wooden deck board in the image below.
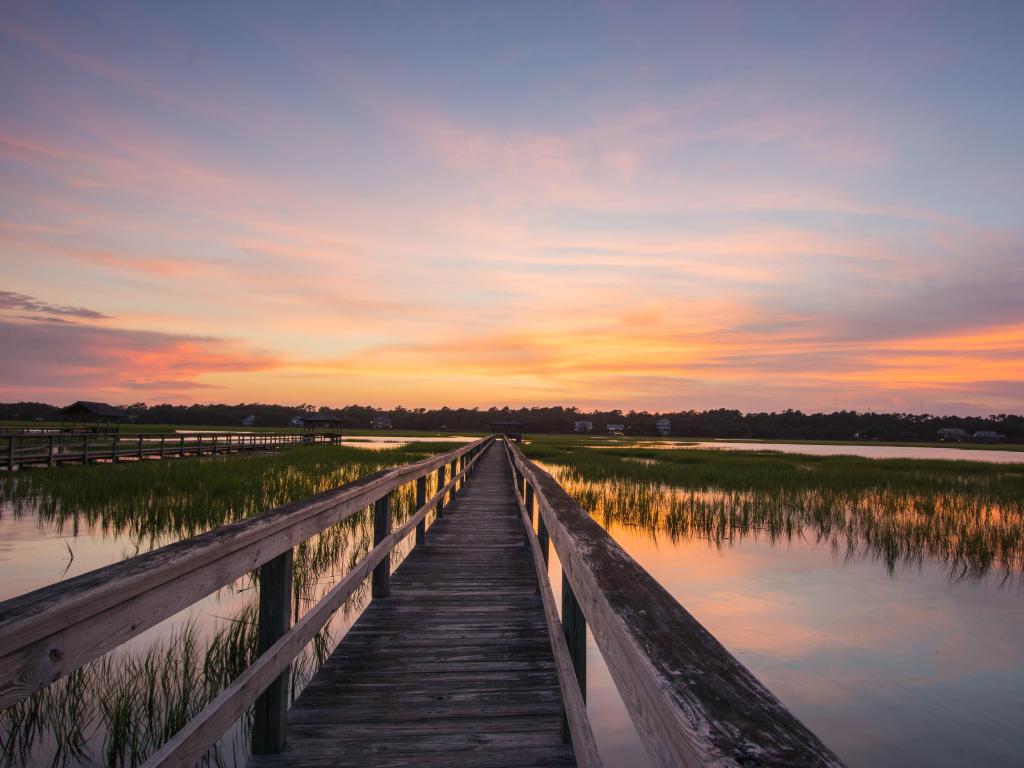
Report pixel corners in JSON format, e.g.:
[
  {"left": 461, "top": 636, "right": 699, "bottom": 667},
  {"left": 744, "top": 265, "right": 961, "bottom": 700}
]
[{"left": 248, "top": 444, "right": 576, "bottom": 768}]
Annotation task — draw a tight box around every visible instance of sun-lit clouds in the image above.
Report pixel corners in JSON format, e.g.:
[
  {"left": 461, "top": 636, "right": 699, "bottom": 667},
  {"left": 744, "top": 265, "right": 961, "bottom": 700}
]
[{"left": 1, "top": 3, "right": 1022, "bottom": 412}]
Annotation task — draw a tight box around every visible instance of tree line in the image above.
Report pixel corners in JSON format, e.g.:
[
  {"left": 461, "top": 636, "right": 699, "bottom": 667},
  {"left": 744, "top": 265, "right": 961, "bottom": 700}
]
[{"left": 2, "top": 401, "right": 1022, "bottom": 442}]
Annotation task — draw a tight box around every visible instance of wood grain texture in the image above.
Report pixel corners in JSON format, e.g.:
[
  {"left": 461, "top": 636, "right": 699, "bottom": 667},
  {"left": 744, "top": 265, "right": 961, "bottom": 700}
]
[
  {"left": 0, "top": 438, "right": 491, "bottom": 710},
  {"left": 508, "top": 443, "right": 845, "bottom": 768},
  {"left": 248, "top": 443, "right": 577, "bottom": 768},
  {"left": 502, "top": 442, "right": 603, "bottom": 768},
  {"left": 143, "top": 443, "right": 488, "bottom": 768}
]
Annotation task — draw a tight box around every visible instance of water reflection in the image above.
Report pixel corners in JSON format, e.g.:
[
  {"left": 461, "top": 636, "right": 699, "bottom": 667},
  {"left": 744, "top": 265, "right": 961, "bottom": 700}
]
[{"left": 547, "top": 466, "right": 1024, "bottom": 584}]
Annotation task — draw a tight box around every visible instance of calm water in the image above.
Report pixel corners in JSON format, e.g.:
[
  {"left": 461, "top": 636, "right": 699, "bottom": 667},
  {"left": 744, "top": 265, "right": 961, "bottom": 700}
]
[
  {"left": 537, "top": 461, "right": 1024, "bottom": 768},
  {"left": 586, "top": 439, "right": 1024, "bottom": 463}
]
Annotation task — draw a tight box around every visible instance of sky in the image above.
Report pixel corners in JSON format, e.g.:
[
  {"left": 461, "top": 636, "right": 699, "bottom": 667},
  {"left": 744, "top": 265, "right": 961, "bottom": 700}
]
[{"left": 1, "top": 1, "right": 1022, "bottom": 414}]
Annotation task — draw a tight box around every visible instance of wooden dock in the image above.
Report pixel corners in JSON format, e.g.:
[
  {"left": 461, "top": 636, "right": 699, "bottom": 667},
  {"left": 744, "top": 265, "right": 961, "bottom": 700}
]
[
  {"left": 2, "top": 430, "right": 337, "bottom": 471},
  {"left": 0, "top": 436, "right": 845, "bottom": 768},
  {"left": 251, "top": 445, "right": 573, "bottom": 767}
]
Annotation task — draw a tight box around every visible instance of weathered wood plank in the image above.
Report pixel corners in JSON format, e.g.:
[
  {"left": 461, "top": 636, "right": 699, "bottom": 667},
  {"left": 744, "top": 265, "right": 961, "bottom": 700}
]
[
  {"left": 502, "top": 442, "right": 603, "bottom": 768},
  {"left": 0, "top": 438, "right": 490, "bottom": 710},
  {"left": 143, "top": 444, "right": 489, "bottom": 768},
  {"left": 251, "top": 443, "right": 576, "bottom": 768}
]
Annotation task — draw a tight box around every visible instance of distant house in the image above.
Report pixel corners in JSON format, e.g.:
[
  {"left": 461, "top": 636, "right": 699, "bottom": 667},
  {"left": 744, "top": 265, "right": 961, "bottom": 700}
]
[
  {"left": 371, "top": 415, "right": 392, "bottom": 430},
  {"left": 58, "top": 401, "right": 125, "bottom": 434},
  {"left": 241, "top": 415, "right": 256, "bottom": 427},
  {"left": 606, "top": 423, "right": 625, "bottom": 435},
  {"left": 936, "top": 428, "right": 970, "bottom": 442},
  {"left": 972, "top": 430, "right": 1005, "bottom": 443},
  {"left": 574, "top": 420, "right": 593, "bottom": 433},
  {"left": 656, "top": 418, "right": 671, "bottom": 436},
  {"left": 289, "top": 415, "right": 305, "bottom": 427}
]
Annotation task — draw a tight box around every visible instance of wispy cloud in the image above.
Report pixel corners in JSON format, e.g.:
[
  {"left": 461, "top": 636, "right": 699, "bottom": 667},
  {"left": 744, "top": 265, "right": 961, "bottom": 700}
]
[{"left": 0, "top": 290, "right": 110, "bottom": 320}]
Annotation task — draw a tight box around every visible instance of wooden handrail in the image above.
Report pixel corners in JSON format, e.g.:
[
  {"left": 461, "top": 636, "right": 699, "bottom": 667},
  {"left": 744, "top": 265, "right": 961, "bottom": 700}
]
[
  {"left": 145, "top": 439, "right": 490, "bottom": 767},
  {"left": 505, "top": 440, "right": 845, "bottom": 768},
  {"left": 0, "top": 437, "right": 492, "bottom": 712}
]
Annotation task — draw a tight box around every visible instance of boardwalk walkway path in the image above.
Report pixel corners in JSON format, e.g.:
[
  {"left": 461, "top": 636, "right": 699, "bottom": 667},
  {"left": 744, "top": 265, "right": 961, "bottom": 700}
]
[{"left": 249, "top": 443, "right": 576, "bottom": 768}]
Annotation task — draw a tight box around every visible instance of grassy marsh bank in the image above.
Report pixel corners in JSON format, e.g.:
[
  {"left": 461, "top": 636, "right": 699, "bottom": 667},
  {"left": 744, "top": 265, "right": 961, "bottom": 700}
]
[{"left": 523, "top": 439, "right": 1024, "bottom": 582}]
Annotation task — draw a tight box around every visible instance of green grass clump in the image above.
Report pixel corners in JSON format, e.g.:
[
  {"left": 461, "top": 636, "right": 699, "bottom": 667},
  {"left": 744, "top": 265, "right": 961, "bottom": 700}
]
[{"left": 0, "top": 443, "right": 450, "bottom": 543}]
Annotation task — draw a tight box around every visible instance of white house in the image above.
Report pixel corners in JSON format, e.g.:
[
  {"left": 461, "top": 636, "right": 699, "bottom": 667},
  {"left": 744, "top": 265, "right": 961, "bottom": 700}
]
[
  {"left": 656, "top": 418, "right": 671, "bottom": 436},
  {"left": 289, "top": 415, "right": 305, "bottom": 427},
  {"left": 574, "top": 420, "right": 593, "bottom": 433},
  {"left": 241, "top": 414, "right": 256, "bottom": 427},
  {"left": 606, "top": 423, "right": 625, "bottom": 435},
  {"left": 371, "top": 415, "right": 392, "bottom": 430}
]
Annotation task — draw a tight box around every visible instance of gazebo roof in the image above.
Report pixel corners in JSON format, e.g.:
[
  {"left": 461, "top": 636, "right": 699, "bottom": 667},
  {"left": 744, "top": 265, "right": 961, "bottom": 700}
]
[
  {"left": 59, "top": 401, "right": 125, "bottom": 418},
  {"left": 301, "top": 414, "right": 345, "bottom": 423}
]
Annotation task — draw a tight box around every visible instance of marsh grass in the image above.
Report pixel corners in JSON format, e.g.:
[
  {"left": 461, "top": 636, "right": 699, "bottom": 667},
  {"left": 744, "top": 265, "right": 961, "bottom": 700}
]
[
  {"left": 526, "top": 440, "right": 1024, "bottom": 583},
  {"left": 0, "top": 442, "right": 452, "bottom": 767}
]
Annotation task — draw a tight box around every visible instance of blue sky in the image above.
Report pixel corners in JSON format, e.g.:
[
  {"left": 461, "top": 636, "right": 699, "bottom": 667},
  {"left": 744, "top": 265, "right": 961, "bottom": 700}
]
[{"left": 1, "top": 1, "right": 1022, "bottom": 413}]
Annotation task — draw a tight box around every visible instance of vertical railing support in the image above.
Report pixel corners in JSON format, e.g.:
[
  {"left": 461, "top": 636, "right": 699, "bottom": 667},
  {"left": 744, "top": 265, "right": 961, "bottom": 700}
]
[
  {"left": 7, "top": 435, "right": 14, "bottom": 471},
  {"left": 561, "top": 571, "right": 587, "bottom": 740},
  {"left": 180, "top": 435, "right": 186, "bottom": 457},
  {"left": 415, "top": 475, "right": 427, "bottom": 545},
  {"left": 138, "top": 435, "right": 144, "bottom": 461},
  {"left": 48, "top": 435, "right": 56, "bottom": 467},
  {"left": 253, "top": 549, "right": 293, "bottom": 755},
  {"left": 83, "top": 434, "right": 90, "bottom": 464},
  {"left": 436, "top": 465, "right": 447, "bottom": 517},
  {"left": 538, "top": 511, "right": 550, "bottom": 566},
  {"left": 372, "top": 493, "right": 392, "bottom": 598},
  {"left": 113, "top": 434, "right": 120, "bottom": 463},
  {"left": 160, "top": 434, "right": 166, "bottom": 459},
  {"left": 449, "top": 459, "right": 457, "bottom": 497},
  {"left": 524, "top": 484, "right": 534, "bottom": 546}
]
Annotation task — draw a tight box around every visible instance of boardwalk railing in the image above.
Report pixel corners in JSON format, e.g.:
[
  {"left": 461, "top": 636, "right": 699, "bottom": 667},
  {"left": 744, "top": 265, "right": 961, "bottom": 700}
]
[
  {"left": 2, "top": 431, "right": 336, "bottom": 470},
  {"left": 502, "top": 439, "right": 845, "bottom": 768},
  {"left": 0, "top": 436, "right": 493, "bottom": 767}
]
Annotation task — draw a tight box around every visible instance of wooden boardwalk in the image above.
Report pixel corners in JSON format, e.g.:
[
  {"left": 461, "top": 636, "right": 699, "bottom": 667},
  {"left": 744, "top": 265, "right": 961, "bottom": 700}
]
[
  {"left": 249, "top": 443, "right": 575, "bottom": 768},
  {"left": 1, "top": 435, "right": 844, "bottom": 768}
]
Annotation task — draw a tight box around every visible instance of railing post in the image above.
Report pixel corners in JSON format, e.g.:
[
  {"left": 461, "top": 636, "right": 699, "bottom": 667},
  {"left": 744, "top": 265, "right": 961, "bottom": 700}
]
[
  {"left": 138, "top": 435, "right": 144, "bottom": 461},
  {"left": 538, "top": 510, "right": 550, "bottom": 566},
  {"left": 48, "top": 435, "right": 56, "bottom": 467},
  {"left": 372, "top": 493, "right": 392, "bottom": 598},
  {"left": 113, "top": 434, "right": 120, "bottom": 463},
  {"left": 562, "top": 571, "right": 587, "bottom": 703},
  {"left": 436, "top": 465, "right": 446, "bottom": 517},
  {"left": 160, "top": 434, "right": 166, "bottom": 459},
  {"left": 449, "top": 459, "right": 457, "bottom": 496},
  {"left": 213, "top": 434, "right": 218, "bottom": 455},
  {"left": 524, "top": 484, "right": 534, "bottom": 546},
  {"left": 180, "top": 435, "right": 185, "bottom": 457},
  {"left": 415, "top": 475, "right": 427, "bottom": 545},
  {"left": 83, "top": 434, "right": 90, "bottom": 464},
  {"left": 7, "top": 435, "right": 14, "bottom": 471},
  {"left": 253, "top": 549, "right": 293, "bottom": 755}
]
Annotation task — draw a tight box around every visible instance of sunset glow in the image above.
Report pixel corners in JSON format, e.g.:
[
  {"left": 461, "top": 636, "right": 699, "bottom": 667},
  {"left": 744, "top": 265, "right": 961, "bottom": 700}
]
[{"left": 2, "top": 3, "right": 1022, "bottom": 413}]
